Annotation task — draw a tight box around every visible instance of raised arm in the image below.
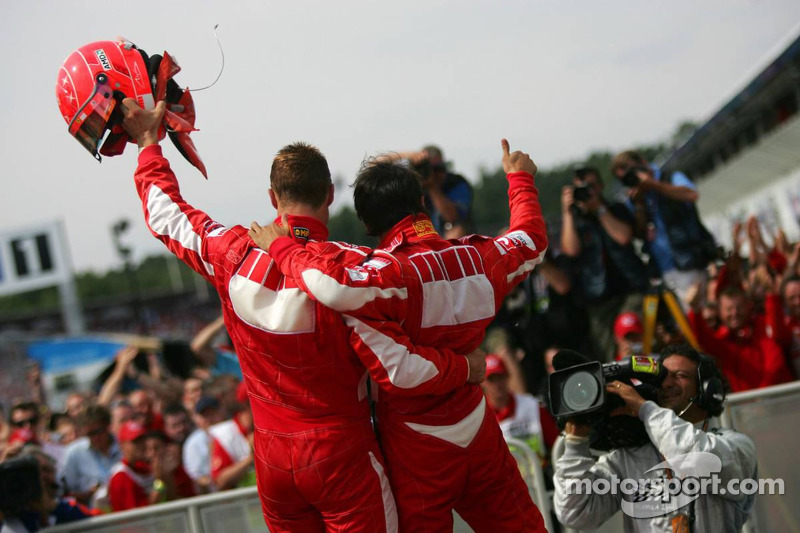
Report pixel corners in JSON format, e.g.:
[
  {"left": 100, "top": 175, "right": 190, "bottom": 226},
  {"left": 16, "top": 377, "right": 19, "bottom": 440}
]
[
  {"left": 121, "top": 99, "right": 229, "bottom": 283},
  {"left": 474, "top": 140, "right": 547, "bottom": 298}
]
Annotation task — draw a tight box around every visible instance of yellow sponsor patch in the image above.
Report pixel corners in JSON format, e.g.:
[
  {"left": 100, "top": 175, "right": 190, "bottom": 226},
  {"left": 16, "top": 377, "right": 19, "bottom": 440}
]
[
  {"left": 632, "top": 356, "right": 659, "bottom": 374},
  {"left": 413, "top": 220, "right": 437, "bottom": 237},
  {"left": 293, "top": 227, "right": 310, "bottom": 240}
]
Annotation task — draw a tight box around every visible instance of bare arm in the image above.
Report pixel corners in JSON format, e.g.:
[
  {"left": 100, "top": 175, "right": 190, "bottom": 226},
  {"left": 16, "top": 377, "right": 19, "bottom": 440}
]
[
  {"left": 97, "top": 346, "right": 138, "bottom": 407},
  {"left": 190, "top": 315, "right": 226, "bottom": 368},
  {"left": 215, "top": 454, "right": 254, "bottom": 490},
  {"left": 638, "top": 176, "right": 698, "bottom": 203},
  {"left": 596, "top": 207, "right": 633, "bottom": 246},
  {"left": 560, "top": 187, "right": 580, "bottom": 257},
  {"left": 539, "top": 258, "right": 572, "bottom": 295},
  {"left": 426, "top": 184, "right": 461, "bottom": 225}
]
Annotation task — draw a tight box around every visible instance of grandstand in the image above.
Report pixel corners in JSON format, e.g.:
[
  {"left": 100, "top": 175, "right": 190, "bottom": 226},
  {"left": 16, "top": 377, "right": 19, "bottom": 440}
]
[{"left": 663, "top": 30, "right": 800, "bottom": 248}]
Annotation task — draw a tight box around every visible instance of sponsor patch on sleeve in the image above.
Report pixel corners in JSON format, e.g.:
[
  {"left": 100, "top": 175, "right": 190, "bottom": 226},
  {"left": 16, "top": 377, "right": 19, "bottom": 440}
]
[
  {"left": 346, "top": 267, "right": 370, "bottom": 283},
  {"left": 205, "top": 222, "right": 228, "bottom": 238},
  {"left": 364, "top": 258, "right": 391, "bottom": 270},
  {"left": 496, "top": 230, "right": 535, "bottom": 251}
]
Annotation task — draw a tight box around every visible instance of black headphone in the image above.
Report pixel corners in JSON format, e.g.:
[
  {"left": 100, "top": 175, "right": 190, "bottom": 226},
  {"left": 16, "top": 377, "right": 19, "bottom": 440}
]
[{"left": 693, "top": 352, "right": 725, "bottom": 415}]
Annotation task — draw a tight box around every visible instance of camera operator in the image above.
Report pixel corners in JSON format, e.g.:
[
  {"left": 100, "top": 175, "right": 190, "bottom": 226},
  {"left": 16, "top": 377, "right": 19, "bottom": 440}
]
[
  {"left": 561, "top": 167, "right": 649, "bottom": 361},
  {"left": 553, "top": 344, "right": 757, "bottom": 532},
  {"left": 381, "top": 145, "right": 474, "bottom": 238},
  {"left": 612, "top": 151, "right": 716, "bottom": 308}
]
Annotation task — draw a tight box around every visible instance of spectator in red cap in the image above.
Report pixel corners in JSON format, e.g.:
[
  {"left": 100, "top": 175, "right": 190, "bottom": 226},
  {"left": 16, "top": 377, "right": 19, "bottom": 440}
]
[
  {"left": 613, "top": 311, "right": 644, "bottom": 361},
  {"left": 481, "top": 354, "right": 558, "bottom": 460},
  {"left": 106, "top": 421, "right": 169, "bottom": 511}
]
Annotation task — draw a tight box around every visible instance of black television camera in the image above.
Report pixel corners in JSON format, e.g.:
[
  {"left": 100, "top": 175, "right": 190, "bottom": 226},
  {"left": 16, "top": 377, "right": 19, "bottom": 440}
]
[{"left": 549, "top": 351, "right": 665, "bottom": 450}]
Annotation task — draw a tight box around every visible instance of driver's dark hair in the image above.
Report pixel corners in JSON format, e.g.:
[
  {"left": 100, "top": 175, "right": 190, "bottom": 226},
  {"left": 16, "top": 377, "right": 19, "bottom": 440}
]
[{"left": 353, "top": 160, "right": 427, "bottom": 236}]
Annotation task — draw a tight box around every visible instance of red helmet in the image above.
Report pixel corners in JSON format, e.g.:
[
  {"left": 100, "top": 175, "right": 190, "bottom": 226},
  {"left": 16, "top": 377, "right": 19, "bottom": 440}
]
[
  {"left": 56, "top": 39, "right": 207, "bottom": 177},
  {"left": 56, "top": 39, "right": 155, "bottom": 161}
]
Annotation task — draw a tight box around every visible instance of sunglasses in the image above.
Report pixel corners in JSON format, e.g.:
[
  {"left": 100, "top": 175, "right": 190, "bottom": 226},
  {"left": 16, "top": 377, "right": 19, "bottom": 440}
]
[{"left": 12, "top": 418, "right": 38, "bottom": 428}]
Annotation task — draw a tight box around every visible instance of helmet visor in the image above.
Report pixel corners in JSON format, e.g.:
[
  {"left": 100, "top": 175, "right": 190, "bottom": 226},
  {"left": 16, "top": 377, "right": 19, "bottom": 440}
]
[{"left": 68, "top": 79, "right": 117, "bottom": 161}]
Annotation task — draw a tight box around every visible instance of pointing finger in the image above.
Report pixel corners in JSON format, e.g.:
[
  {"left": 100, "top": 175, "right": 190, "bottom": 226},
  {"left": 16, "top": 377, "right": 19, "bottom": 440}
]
[{"left": 501, "top": 138, "right": 510, "bottom": 157}]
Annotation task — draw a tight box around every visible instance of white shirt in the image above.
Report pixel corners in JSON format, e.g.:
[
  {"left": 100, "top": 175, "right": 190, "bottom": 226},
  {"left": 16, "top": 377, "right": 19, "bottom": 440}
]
[{"left": 58, "top": 436, "right": 120, "bottom": 494}]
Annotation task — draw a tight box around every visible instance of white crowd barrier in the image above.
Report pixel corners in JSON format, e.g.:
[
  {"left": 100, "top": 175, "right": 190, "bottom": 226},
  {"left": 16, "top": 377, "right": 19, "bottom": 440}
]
[
  {"left": 719, "top": 380, "right": 800, "bottom": 533},
  {"left": 42, "top": 486, "right": 267, "bottom": 533},
  {"left": 42, "top": 435, "right": 551, "bottom": 533}
]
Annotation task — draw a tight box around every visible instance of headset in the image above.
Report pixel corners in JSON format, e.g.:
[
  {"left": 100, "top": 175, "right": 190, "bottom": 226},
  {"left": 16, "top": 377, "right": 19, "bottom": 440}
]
[{"left": 693, "top": 352, "right": 726, "bottom": 416}]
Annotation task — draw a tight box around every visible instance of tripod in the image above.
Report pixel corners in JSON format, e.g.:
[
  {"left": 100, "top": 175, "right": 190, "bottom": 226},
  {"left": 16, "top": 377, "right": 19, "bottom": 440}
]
[{"left": 641, "top": 284, "right": 701, "bottom": 354}]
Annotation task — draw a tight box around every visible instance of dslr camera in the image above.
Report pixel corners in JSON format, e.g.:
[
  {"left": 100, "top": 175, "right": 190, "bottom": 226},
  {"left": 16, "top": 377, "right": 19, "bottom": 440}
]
[
  {"left": 572, "top": 183, "right": 593, "bottom": 203},
  {"left": 620, "top": 166, "right": 648, "bottom": 188},
  {"left": 549, "top": 352, "right": 666, "bottom": 449}
]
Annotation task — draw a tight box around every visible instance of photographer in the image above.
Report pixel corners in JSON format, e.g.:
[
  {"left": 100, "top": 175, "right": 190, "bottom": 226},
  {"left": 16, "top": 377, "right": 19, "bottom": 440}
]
[
  {"left": 381, "top": 145, "right": 474, "bottom": 237},
  {"left": 561, "top": 167, "right": 649, "bottom": 361},
  {"left": 553, "top": 344, "right": 757, "bottom": 532},
  {"left": 612, "top": 151, "right": 715, "bottom": 308}
]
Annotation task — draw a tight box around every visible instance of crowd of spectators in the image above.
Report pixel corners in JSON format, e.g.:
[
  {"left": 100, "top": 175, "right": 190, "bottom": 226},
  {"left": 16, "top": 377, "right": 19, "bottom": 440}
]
[
  {"left": 1, "top": 145, "right": 798, "bottom": 531},
  {"left": 0, "top": 321, "right": 253, "bottom": 531},
  {"left": 488, "top": 149, "right": 798, "bottom": 403}
]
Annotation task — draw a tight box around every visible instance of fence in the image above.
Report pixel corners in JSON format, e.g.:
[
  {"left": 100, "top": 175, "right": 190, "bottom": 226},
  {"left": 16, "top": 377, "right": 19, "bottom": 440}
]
[
  {"left": 42, "top": 487, "right": 267, "bottom": 533},
  {"left": 719, "top": 380, "right": 800, "bottom": 533},
  {"left": 43, "top": 436, "right": 552, "bottom": 533}
]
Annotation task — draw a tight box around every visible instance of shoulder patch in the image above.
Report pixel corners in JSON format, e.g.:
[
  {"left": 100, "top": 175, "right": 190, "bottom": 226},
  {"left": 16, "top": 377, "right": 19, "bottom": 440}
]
[{"left": 413, "top": 219, "right": 437, "bottom": 237}]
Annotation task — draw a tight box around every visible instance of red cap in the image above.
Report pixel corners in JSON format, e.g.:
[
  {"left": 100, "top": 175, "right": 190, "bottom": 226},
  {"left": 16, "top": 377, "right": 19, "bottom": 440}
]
[
  {"left": 485, "top": 354, "right": 508, "bottom": 378},
  {"left": 8, "top": 428, "right": 37, "bottom": 446},
  {"left": 614, "top": 312, "right": 643, "bottom": 339},
  {"left": 118, "top": 421, "right": 148, "bottom": 443}
]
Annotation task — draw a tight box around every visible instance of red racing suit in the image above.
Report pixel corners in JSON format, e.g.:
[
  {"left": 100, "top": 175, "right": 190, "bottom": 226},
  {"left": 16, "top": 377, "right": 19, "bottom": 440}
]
[
  {"left": 268, "top": 170, "right": 548, "bottom": 532},
  {"left": 134, "top": 145, "right": 473, "bottom": 532}
]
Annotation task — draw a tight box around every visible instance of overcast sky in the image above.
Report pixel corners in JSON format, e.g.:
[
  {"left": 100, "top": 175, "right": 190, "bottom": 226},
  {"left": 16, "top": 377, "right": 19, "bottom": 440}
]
[{"left": 3, "top": 1, "right": 800, "bottom": 273}]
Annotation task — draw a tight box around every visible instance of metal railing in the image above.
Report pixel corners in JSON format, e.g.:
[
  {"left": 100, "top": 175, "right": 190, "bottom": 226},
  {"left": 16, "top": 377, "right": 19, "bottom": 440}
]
[
  {"left": 719, "top": 380, "right": 800, "bottom": 533},
  {"left": 42, "top": 486, "right": 266, "bottom": 533},
  {"left": 43, "top": 435, "right": 553, "bottom": 533}
]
